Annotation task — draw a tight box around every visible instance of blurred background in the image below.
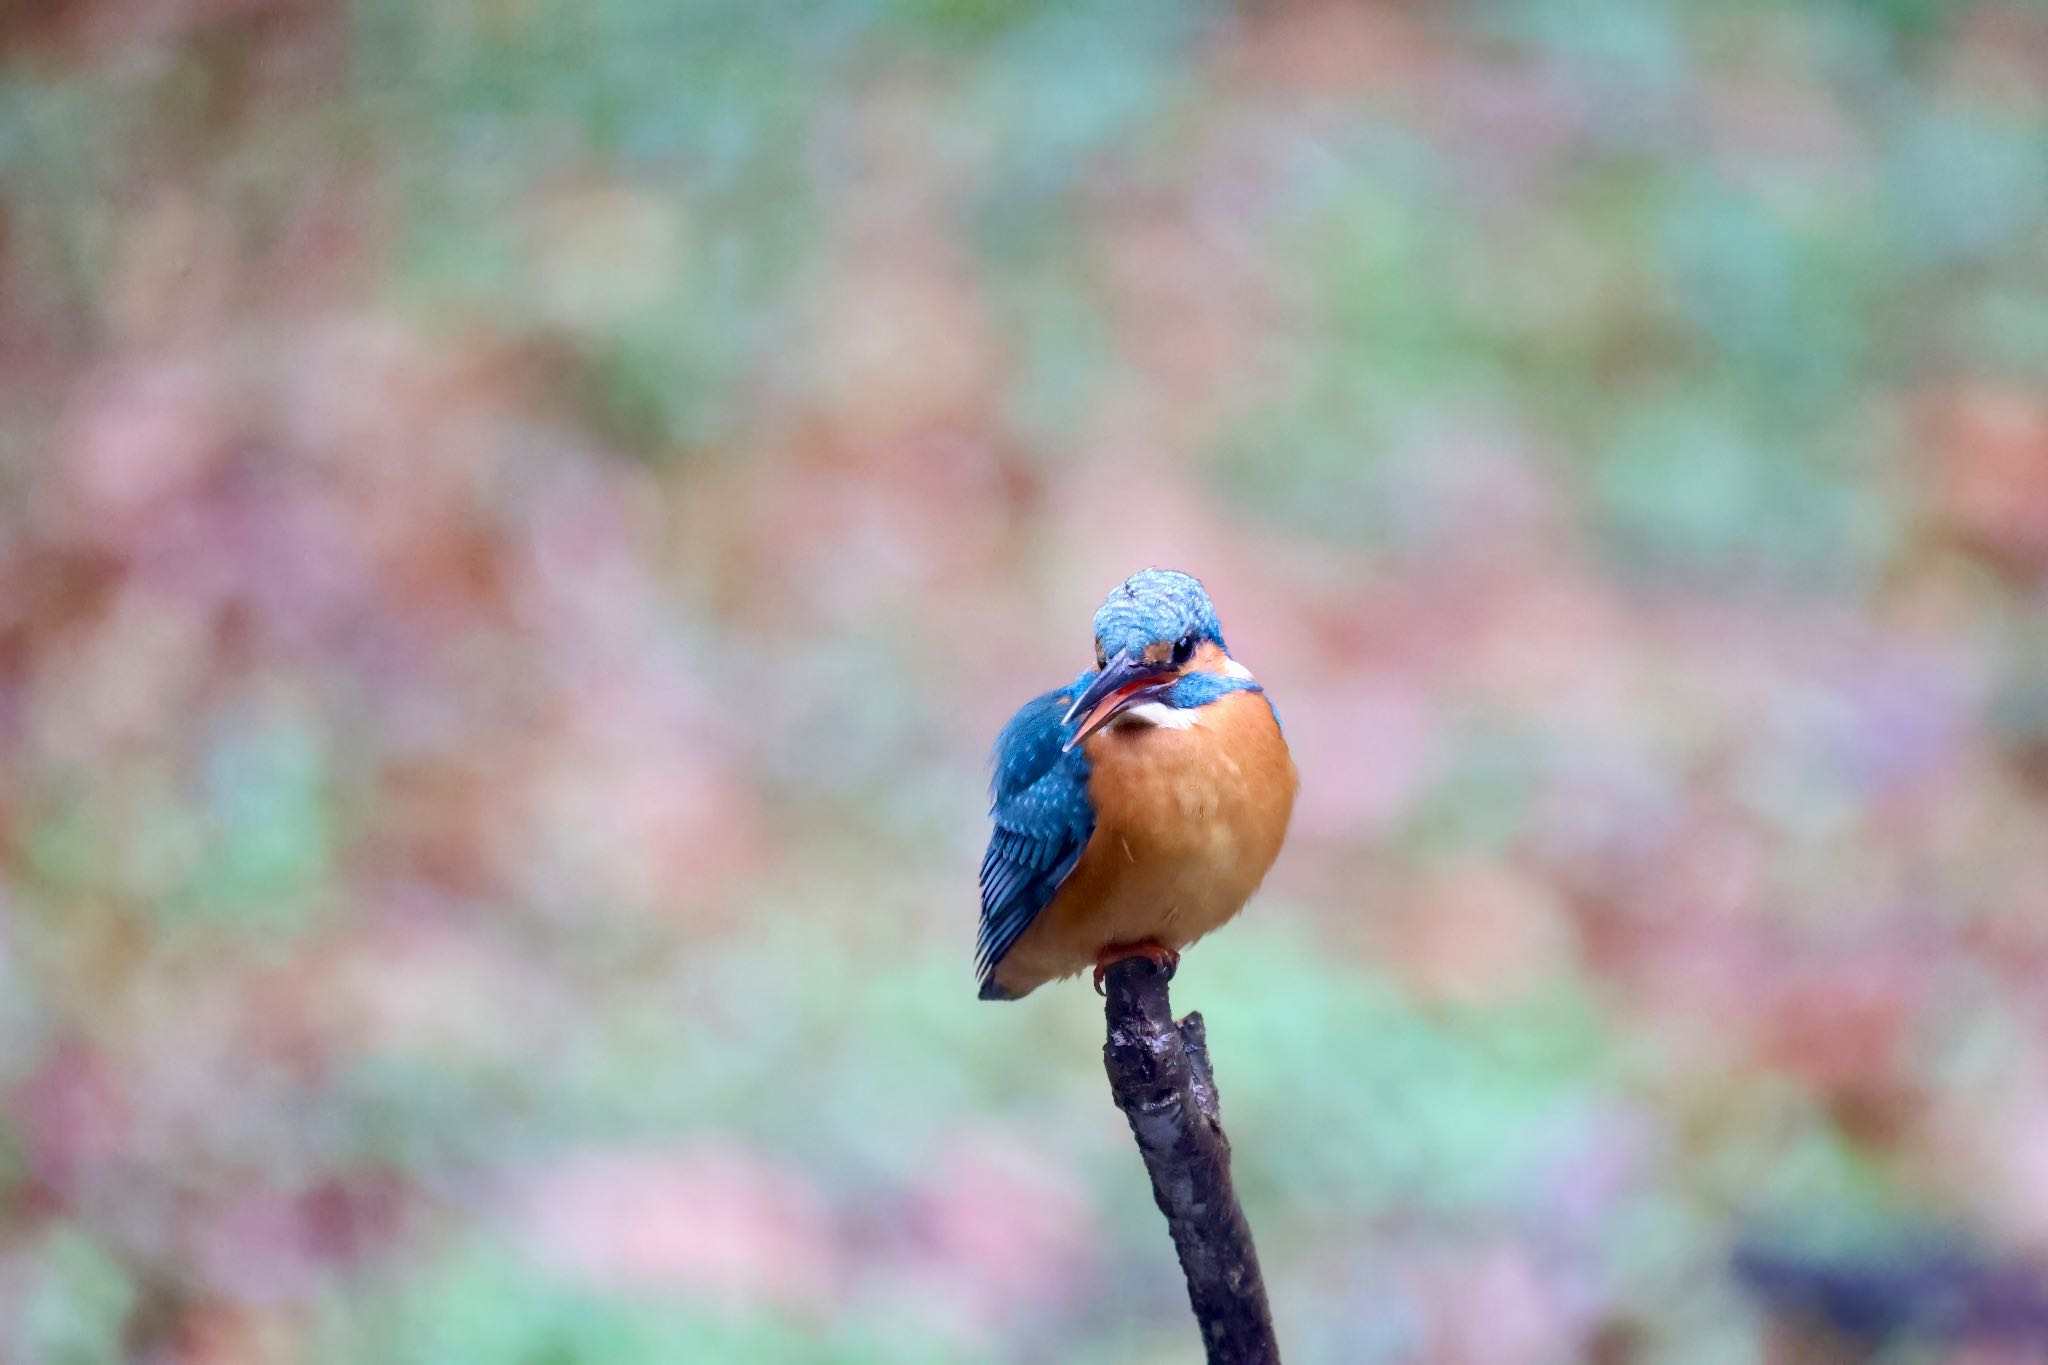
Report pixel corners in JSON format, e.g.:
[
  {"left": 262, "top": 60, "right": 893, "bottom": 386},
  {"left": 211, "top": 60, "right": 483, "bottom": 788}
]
[{"left": 2, "top": 0, "right": 2047, "bottom": 1361}]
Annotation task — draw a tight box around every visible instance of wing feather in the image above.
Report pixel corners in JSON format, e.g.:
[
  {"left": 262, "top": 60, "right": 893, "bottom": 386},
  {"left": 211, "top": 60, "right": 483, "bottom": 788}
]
[{"left": 975, "top": 682, "right": 1095, "bottom": 987}]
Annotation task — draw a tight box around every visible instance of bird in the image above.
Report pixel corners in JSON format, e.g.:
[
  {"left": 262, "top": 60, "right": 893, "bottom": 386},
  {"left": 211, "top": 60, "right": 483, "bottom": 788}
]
[{"left": 976, "top": 568, "right": 1297, "bottom": 1001}]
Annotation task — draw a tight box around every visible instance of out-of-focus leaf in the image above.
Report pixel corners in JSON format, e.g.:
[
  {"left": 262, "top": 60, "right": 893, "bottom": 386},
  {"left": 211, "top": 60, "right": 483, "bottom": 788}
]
[{"left": 12, "top": 1230, "right": 135, "bottom": 1365}]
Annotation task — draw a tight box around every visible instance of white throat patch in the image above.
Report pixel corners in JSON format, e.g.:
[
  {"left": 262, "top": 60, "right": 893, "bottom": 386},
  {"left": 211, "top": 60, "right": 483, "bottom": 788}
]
[{"left": 1111, "top": 701, "right": 1200, "bottom": 731}]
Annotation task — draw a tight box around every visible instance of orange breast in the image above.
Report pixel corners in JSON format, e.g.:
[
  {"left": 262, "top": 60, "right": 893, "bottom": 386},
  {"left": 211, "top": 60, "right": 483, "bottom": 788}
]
[{"left": 989, "top": 688, "right": 1297, "bottom": 998}]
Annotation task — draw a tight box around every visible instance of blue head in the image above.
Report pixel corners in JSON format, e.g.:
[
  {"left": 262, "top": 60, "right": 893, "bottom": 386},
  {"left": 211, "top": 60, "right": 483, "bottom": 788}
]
[
  {"left": 1062, "top": 569, "right": 1236, "bottom": 749},
  {"left": 1089, "top": 568, "right": 1226, "bottom": 668}
]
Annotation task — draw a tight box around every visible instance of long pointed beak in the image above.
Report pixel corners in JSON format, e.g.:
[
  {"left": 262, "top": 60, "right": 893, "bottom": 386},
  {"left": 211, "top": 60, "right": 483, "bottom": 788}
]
[{"left": 1061, "top": 648, "right": 1172, "bottom": 752}]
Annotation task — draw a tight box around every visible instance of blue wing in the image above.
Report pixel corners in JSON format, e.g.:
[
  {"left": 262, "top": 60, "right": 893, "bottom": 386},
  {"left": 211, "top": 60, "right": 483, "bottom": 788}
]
[{"left": 976, "top": 680, "right": 1095, "bottom": 994}]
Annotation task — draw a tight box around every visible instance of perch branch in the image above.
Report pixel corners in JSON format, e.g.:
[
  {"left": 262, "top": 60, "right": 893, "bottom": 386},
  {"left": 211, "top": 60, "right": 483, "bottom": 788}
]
[{"left": 1102, "top": 956, "right": 1280, "bottom": 1365}]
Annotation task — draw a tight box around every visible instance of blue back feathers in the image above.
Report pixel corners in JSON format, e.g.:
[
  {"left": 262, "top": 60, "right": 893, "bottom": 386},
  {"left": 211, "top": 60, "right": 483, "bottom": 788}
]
[{"left": 976, "top": 680, "right": 1095, "bottom": 991}]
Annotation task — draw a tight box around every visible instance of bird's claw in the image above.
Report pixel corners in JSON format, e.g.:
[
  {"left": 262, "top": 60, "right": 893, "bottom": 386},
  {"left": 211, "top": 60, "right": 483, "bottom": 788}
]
[{"left": 1092, "top": 942, "right": 1181, "bottom": 995}]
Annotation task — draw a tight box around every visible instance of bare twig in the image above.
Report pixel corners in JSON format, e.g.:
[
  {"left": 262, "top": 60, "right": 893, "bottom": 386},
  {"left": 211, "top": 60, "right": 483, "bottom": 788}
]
[{"left": 1102, "top": 956, "right": 1280, "bottom": 1364}]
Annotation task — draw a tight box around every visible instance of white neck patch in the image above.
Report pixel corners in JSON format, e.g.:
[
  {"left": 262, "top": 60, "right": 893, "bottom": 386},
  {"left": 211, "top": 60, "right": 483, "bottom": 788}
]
[
  {"left": 1219, "top": 656, "right": 1254, "bottom": 681},
  {"left": 1111, "top": 701, "right": 1200, "bottom": 731}
]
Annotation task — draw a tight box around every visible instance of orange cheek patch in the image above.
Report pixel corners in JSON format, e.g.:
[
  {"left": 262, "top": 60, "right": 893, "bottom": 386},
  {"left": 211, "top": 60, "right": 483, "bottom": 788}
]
[{"left": 1187, "top": 640, "right": 1233, "bottom": 675}]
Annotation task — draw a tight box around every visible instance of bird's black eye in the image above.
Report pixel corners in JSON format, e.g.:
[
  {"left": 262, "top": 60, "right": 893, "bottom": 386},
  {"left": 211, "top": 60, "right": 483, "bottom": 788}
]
[
  {"left": 1171, "top": 634, "right": 1196, "bottom": 666},
  {"left": 1096, "top": 642, "right": 1107, "bottom": 669}
]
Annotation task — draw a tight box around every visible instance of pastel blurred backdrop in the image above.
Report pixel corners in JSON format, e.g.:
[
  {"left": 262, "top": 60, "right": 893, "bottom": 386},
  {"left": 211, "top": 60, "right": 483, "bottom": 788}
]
[{"left": 3, "top": 1, "right": 2048, "bottom": 1361}]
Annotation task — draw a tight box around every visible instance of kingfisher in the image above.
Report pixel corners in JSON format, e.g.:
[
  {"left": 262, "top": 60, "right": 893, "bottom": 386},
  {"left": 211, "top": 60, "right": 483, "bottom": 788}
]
[{"left": 976, "top": 568, "right": 1298, "bottom": 1000}]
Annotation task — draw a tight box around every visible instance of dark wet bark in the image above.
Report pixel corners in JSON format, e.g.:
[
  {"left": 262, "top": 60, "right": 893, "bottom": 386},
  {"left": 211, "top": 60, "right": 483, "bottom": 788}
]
[{"left": 1101, "top": 956, "right": 1280, "bottom": 1365}]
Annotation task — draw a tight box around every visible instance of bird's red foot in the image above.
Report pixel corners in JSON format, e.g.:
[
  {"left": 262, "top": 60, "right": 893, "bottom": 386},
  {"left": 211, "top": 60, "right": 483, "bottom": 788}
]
[{"left": 1092, "top": 941, "right": 1181, "bottom": 995}]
